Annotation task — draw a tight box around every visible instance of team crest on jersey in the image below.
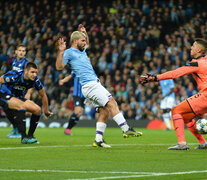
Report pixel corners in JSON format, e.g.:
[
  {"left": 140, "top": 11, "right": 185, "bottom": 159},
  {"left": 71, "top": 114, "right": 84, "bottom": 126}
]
[
  {"left": 6, "top": 95, "right": 11, "bottom": 99},
  {"left": 5, "top": 77, "right": 10, "bottom": 82}
]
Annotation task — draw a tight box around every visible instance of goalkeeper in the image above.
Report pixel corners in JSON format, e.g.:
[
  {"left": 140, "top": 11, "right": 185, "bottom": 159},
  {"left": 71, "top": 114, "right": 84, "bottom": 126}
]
[{"left": 140, "top": 38, "right": 207, "bottom": 150}]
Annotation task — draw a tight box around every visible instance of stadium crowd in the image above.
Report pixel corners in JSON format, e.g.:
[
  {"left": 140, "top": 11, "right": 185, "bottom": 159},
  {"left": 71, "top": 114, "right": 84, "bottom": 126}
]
[{"left": 0, "top": 0, "right": 206, "bottom": 121}]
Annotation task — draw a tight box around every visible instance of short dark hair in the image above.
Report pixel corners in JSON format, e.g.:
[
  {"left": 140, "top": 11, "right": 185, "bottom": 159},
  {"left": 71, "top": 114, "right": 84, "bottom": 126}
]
[
  {"left": 195, "top": 38, "right": 207, "bottom": 52},
  {"left": 25, "top": 62, "right": 38, "bottom": 70},
  {"left": 16, "top": 44, "right": 26, "bottom": 50}
]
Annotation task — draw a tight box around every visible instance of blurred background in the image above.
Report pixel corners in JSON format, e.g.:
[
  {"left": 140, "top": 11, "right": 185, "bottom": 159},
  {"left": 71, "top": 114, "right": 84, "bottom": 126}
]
[{"left": 0, "top": 0, "right": 206, "bottom": 125}]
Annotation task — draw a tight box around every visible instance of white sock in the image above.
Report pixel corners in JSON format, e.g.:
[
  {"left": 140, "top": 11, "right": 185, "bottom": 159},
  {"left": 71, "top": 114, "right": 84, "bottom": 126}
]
[
  {"left": 95, "top": 122, "right": 107, "bottom": 142},
  {"left": 113, "top": 113, "right": 129, "bottom": 132},
  {"left": 163, "top": 112, "right": 172, "bottom": 130}
]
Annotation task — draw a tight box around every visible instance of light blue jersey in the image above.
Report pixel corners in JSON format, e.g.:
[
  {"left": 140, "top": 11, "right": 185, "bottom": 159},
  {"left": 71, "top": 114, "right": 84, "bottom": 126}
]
[
  {"left": 63, "top": 47, "right": 97, "bottom": 86},
  {"left": 159, "top": 79, "right": 175, "bottom": 99}
]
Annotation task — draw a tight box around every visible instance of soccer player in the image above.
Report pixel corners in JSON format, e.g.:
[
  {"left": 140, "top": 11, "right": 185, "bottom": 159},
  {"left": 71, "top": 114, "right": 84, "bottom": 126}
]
[
  {"left": 6, "top": 44, "right": 29, "bottom": 138},
  {"left": 140, "top": 38, "right": 207, "bottom": 150},
  {"left": 59, "top": 72, "right": 85, "bottom": 135},
  {"left": 159, "top": 76, "right": 176, "bottom": 130},
  {"left": 0, "top": 62, "right": 52, "bottom": 144},
  {"left": 56, "top": 24, "right": 142, "bottom": 148}
]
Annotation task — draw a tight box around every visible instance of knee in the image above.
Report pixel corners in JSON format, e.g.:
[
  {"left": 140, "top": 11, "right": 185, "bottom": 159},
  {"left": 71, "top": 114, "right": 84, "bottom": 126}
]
[
  {"left": 17, "top": 103, "right": 26, "bottom": 110},
  {"left": 74, "top": 108, "right": 83, "bottom": 118},
  {"left": 33, "top": 106, "right": 41, "bottom": 115},
  {"left": 107, "top": 98, "right": 117, "bottom": 109}
]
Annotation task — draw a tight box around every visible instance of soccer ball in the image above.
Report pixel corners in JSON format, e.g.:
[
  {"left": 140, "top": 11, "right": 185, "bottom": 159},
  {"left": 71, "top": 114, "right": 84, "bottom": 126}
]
[{"left": 196, "top": 119, "right": 207, "bottom": 134}]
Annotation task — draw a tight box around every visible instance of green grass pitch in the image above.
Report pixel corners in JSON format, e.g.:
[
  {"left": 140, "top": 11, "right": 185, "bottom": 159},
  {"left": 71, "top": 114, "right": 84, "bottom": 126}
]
[{"left": 0, "top": 127, "right": 207, "bottom": 180}]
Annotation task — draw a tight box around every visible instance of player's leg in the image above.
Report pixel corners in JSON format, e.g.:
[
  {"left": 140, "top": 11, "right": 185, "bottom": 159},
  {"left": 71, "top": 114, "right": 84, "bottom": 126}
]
[
  {"left": 168, "top": 101, "right": 190, "bottom": 150},
  {"left": 184, "top": 93, "right": 207, "bottom": 148},
  {"left": 27, "top": 114, "right": 41, "bottom": 138},
  {"left": 65, "top": 97, "right": 84, "bottom": 135},
  {"left": 22, "top": 100, "right": 41, "bottom": 143},
  {"left": 106, "top": 97, "right": 142, "bottom": 137},
  {"left": 169, "top": 93, "right": 207, "bottom": 150},
  {"left": 162, "top": 109, "right": 172, "bottom": 130},
  {"left": 1, "top": 95, "right": 38, "bottom": 144},
  {"left": 176, "top": 96, "right": 206, "bottom": 145},
  {"left": 23, "top": 99, "right": 41, "bottom": 115},
  {"left": 82, "top": 82, "right": 142, "bottom": 138},
  {"left": 5, "top": 109, "right": 22, "bottom": 138},
  {"left": 6, "top": 97, "right": 27, "bottom": 141},
  {"left": 160, "top": 97, "right": 175, "bottom": 130},
  {"left": 93, "top": 107, "right": 111, "bottom": 148}
]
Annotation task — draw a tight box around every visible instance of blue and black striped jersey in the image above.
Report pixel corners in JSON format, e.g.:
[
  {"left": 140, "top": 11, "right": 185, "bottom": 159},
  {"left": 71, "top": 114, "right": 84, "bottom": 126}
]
[
  {"left": 0, "top": 70, "right": 43, "bottom": 99},
  {"left": 71, "top": 73, "right": 85, "bottom": 99},
  {"left": 12, "top": 57, "right": 29, "bottom": 72}
]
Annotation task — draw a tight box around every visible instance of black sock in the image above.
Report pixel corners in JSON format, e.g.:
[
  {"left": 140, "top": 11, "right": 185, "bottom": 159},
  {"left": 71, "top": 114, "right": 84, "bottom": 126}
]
[
  {"left": 67, "top": 113, "right": 79, "bottom": 129},
  {"left": 15, "top": 110, "right": 26, "bottom": 139},
  {"left": 5, "top": 109, "right": 18, "bottom": 128},
  {"left": 28, "top": 114, "right": 40, "bottom": 137}
]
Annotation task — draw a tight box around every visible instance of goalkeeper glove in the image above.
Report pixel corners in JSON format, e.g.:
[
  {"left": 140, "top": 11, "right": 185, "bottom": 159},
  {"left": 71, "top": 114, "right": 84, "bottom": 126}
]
[{"left": 139, "top": 73, "right": 158, "bottom": 84}]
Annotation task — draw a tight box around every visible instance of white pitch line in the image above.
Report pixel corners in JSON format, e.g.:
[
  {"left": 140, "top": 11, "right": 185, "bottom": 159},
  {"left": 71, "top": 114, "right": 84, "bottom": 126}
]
[
  {"left": 0, "top": 169, "right": 151, "bottom": 174},
  {"left": 0, "top": 169, "right": 206, "bottom": 180},
  {"left": 67, "top": 170, "right": 207, "bottom": 180},
  {"left": 0, "top": 143, "right": 198, "bottom": 150}
]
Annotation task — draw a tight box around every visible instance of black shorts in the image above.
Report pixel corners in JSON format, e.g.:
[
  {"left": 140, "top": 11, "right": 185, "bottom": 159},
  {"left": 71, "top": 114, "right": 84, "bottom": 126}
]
[
  {"left": 0, "top": 92, "right": 27, "bottom": 110},
  {"left": 73, "top": 96, "right": 85, "bottom": 108},
  {"left": 0, "top": 92, "right": 12, "bottom": 109}
]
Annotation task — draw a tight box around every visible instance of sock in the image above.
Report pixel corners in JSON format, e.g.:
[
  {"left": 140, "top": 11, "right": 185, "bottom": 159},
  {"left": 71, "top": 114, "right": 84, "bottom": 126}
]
[
  {"left": 5, "top": 109, "right": 17, "bottom": 128},
  {"left": 162, "top": 112, "right": 172, "bottom": 130},
  {"left": 186, "top": 119, "right": 206, "bottom": 144},
  {"left": 172, "top": 114, "right": 186, "bottom": 143},
  {"left": 95, "top": 122, "right": 107, "bottom": 142},
  {"left": 15, "top": 109, "right": 26, "bottom": 139},
  {"left": 113, "top": 113, "right": 129, "bottom": 132},
  {"left": 28, "top": 114, "right": 41, "bottom": 137},
  {"left": 67, "top": 113, "right": 79, "bottom": 129}
]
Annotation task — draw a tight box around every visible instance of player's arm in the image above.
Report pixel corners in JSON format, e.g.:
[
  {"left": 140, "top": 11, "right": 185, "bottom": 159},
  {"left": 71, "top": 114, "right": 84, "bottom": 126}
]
[
  {"left": 56, "top": 38, "right": 66, "bottom": 70},
  {"left": 59, "top": 74, "right": 73, "bottom": 86},
  {"left": 158, "top": 64, "right": 199, "bottom": 81},
  {"left": 140, "top": 63, "right": 199, "bottom": 84},
  {"left": 78, "top": 24, "right": 89, "bottom": 48},
  {"left": 0, "top": 71, "right": 19, "bottom": 84},
  {"left": 24, "top": 88, "right": 33, "bottom": 100},
  {"left": 0, "top": 76, "right": 5, "bottom": 83},
  {"left": 38, "top": 88, "right": 52, "bottom": 117}
]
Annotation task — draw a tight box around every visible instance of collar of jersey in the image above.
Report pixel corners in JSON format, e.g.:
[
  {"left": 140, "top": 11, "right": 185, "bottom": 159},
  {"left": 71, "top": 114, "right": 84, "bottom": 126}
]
[
  {"left": 194, "top": 55, "right": 206, "bottom": 60},
  {"left": 70, "top": 48, "right": 84, "bottom": 53}
]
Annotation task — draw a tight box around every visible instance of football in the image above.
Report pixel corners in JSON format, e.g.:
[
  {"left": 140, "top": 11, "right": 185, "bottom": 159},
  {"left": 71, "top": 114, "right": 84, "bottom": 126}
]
[{"left": 196, "top": 119, "right": 207, "bottom": 134}]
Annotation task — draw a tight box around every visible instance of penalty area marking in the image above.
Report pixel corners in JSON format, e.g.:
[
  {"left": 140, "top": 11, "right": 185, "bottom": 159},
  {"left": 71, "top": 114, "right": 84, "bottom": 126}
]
[
  {"left": 0, "top": 143, "right": 197, "bottom": 150},
  {"left": 66, "top": 170, "right": 207, "bottom": 180}
]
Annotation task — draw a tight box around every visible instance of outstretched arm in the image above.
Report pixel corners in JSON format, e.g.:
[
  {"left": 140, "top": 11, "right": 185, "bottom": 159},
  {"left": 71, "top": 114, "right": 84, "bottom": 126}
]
[
  {"left": 56, "top": 38, "right": 66, "bottom": 70},
  {"left": 158, "top": 65, "right": 198, "bottom": 81},
  {"left": 140, "top": 64, "right": 199, "bottom": 84}
]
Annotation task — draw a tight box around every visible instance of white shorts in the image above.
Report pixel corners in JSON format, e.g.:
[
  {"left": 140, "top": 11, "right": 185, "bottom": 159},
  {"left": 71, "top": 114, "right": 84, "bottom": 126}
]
[
  {"left": 82, "top": 81, "right": 112, "bottom": 108},
  {"left": 160, "top": 96, "right": 176, "bottom": 110}
]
